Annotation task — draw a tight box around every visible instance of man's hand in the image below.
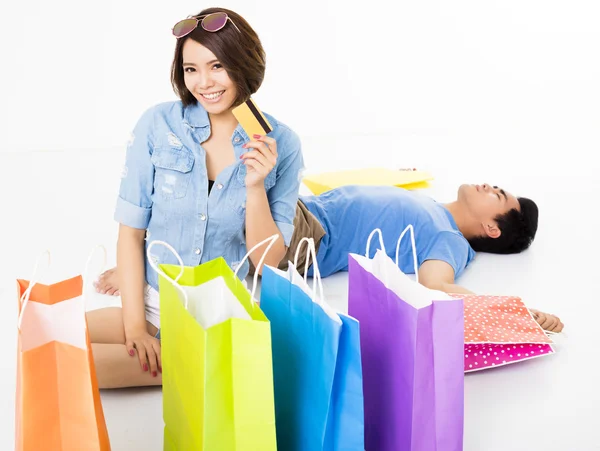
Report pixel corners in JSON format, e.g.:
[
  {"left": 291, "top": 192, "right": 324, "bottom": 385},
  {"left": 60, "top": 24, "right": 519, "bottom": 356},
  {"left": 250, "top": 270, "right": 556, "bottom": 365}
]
[
  {"left": 418, "top": 260, "right": 565, "bottom": 333},
  {"left": 530, "top": 309, "right": 564, "bottom": 333}
]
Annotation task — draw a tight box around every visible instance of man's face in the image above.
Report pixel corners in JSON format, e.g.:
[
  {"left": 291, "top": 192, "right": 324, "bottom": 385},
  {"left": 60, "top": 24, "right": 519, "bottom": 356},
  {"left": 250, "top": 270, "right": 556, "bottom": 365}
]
[{"left": 458, "top": 183, "right": 521, "bottom": 238}]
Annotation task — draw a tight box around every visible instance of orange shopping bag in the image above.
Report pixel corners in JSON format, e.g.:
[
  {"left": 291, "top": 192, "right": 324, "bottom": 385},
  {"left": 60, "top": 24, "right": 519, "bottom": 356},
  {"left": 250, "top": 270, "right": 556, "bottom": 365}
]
[{"left": 15, "top": 249, "right": 111, "bottom": 451}]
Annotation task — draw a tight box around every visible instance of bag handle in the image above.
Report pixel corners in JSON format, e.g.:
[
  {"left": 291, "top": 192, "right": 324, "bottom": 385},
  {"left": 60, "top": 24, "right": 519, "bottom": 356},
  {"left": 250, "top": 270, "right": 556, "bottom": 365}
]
[
  {"left": 18, "top": 250, "right": 52, "bottom": 331},
  {"left": 365, "top": 228, "right": 386, "bottom": 257},
  {"left": 394, "top": 224, "right": 419, "bottom": 283},
  {"left": 293, "top": 237, "right": 325, "bottom": 305},
  {"left": 146, "top": 240, "right": 189, "bottom": 309},
  {"left": 147, "top": 235, "right": 279, "bottom": 310},
  {"left": 292, "top": 237, "right": 313, "bottom": 284},
  {"left": 234, "top": 234, "right": 280, "bottom": 303}
]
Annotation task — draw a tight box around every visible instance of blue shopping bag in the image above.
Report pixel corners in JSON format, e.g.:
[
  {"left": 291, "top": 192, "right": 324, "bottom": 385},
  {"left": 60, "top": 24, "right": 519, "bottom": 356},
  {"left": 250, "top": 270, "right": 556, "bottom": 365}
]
[
  {"left": 260, "top": 238, "right": 364, "bottom": 451},
  {"left": 325, "top": 312, "right": 364, "bottom": 450}
]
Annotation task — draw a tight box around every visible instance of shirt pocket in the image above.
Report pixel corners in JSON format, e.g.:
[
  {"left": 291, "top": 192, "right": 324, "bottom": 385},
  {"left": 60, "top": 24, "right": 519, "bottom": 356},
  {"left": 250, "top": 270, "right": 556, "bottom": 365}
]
[{"left": 151, "top": 146, "right": 195, "bottom": 200}]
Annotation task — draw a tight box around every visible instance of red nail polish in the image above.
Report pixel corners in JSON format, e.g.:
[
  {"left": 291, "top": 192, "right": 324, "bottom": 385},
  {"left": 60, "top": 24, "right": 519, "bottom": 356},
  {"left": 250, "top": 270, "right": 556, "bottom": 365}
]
[
  {"left": 239, "top": 154, "right": 244, "bottom": 159},
  {"left": 152, "top": 371, "right": 157, "bottom": 377},
  {"left": 253, "top": 134, "right": 261, "bottom": 139},
  {"left": 143, "top": 363, "right": 148, "bottom": 372},
  {"left": 129, "top": 349, "right": 134, "bottom": 356},
  {"left": 242, "top": 144, "right": 248, "bottom": 148}
]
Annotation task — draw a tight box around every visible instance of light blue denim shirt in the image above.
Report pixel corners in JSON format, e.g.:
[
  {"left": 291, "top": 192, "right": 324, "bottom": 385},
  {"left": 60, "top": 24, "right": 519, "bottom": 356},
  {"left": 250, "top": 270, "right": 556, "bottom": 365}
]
[{"left": 114, "top": 100, "right": 304, "bottom": 291}]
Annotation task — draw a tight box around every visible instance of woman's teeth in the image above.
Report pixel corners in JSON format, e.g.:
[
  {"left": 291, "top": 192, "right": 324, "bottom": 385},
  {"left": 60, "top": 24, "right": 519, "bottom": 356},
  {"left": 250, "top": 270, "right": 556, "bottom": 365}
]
[{"left": 202, "top": 91, "right": 224, "bottom": 100}]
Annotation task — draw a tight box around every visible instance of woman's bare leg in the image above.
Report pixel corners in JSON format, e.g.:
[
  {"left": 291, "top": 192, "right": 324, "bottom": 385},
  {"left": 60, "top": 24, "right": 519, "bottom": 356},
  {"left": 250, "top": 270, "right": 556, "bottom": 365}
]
[{"left": 87, "top": 307, "right": 162, "bottom": 389}]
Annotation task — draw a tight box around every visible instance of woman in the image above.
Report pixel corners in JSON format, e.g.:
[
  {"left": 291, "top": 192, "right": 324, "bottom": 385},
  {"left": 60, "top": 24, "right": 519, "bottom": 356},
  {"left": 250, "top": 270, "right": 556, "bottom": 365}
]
[{"left": 88, "top": 8, "right": 304, "bottom": 389}]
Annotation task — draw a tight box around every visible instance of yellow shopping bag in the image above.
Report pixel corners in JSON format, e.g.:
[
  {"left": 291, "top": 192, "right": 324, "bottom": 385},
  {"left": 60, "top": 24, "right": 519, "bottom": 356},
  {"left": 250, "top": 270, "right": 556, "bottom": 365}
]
[
  {"left": 147, "top": 237, "right": 279, "bottom": 451},
  {"left": 302, "top": 167, "right": 433, "bottom": 195}
]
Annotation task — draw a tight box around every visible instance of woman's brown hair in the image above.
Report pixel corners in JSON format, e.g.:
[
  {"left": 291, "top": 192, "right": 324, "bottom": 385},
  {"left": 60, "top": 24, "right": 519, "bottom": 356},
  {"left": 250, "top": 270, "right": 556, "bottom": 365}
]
[{"left": 171, "top": 8, "right": 266, "bottom": 108}]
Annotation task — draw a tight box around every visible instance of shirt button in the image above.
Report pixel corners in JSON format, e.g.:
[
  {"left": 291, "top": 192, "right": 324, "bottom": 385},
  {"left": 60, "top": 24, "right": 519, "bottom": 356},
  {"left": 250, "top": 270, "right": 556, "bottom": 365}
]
[
  {"left": 200, "top": 214, "right": 206, "bottom": 221},
  {"left": 194, "top": 248, "right": 201, "bottom": 255},
  {"left": 234, "top": 137, "right": 241, "bottom": 143},
  {"left": 217, "top": 183, "right": 223, "bottom": 190}
]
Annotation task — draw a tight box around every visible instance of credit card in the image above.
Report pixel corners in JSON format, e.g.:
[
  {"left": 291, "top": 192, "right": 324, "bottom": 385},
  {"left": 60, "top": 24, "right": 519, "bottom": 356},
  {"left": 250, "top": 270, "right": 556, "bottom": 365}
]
[{"left": 232, "top": 98, "right": 273, "bottom": 138}]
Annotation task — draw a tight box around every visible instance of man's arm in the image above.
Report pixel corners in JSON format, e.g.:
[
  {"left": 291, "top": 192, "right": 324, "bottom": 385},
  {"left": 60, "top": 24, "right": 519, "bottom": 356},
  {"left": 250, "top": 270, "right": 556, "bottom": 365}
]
[
  {"left": 417, "top": 259, "right": 564, "bottom": 332},
  {"left": 418, "top": 259, "right": 473, "bottom": 294}
]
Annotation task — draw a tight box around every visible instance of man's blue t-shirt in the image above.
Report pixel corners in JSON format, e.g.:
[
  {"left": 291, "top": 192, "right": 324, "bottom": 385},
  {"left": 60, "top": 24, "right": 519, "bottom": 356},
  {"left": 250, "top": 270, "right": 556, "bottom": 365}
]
[{"left": 299, "top": 185, "right": 476, "bottom": 279}]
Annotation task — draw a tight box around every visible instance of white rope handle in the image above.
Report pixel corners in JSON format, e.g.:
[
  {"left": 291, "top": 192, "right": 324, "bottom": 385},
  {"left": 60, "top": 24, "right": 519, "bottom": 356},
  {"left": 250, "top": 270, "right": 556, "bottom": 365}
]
[
  {"left": 292, "top": 237, "right": 313, "bottom": 284},
  {"left": 365, "top": 228, "right": 386, "bottom": 258},
  {"left": 235, "top": 234, "right": 280, "bottom": 303},
  {"left": 82, "top": 245, "right": 107, "bottom": 310},
  {"left": 146, "top": 240, "right": 189, "bottom": 309},
  {"left": 292, "top": 237, "right": 325, "bottom": 304},
  {"left": 307, "top": 238, "right": 326, "bottom": 306},
  {"left": 303, "top": 238, "right": 325, "bottom": 305},
  {"left": 395, "top": 224, "right": 419, "bottom": 283},
  {"left": 18, "top": 250, "right": 51, "bottom": 330}
]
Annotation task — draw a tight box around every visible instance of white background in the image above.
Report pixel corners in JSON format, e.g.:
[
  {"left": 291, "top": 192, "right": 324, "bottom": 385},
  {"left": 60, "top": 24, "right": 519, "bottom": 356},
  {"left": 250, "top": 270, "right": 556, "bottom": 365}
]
[{"left": 1, "top": 0, "right": 599, "bottom": 450}]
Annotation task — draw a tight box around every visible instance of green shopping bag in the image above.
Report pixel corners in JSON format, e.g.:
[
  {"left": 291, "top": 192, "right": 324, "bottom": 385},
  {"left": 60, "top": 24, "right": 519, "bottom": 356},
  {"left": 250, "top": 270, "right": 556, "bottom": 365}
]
[{"left": 147, "top": 236, "right": 279, "bottom": 451}]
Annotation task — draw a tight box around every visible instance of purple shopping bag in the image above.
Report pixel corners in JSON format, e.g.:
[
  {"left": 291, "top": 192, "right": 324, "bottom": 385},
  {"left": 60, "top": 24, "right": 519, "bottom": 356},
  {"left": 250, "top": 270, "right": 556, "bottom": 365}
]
[{"left": 347, "top": 227, "right": 464, "bottom": 451}]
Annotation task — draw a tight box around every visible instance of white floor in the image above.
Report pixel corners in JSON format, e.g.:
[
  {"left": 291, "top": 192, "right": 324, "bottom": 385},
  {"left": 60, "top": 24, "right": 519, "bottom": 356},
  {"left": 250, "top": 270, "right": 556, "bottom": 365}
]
[{"left": 2, "top": 145, "right": 599, "bottom": 450}]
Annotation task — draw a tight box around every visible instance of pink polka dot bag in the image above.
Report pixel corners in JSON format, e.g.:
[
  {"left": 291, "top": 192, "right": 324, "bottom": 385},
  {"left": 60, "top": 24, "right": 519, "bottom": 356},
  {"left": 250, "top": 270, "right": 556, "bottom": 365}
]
[{"left": 451, "top": 294, "right": 556, "bottom": 372}]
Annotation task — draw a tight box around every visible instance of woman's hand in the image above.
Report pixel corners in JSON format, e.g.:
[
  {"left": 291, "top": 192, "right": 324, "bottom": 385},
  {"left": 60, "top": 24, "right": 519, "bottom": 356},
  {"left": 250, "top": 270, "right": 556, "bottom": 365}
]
[
  {"left": 125, "top": 328, "right": 162, "bottom": 376},
  {"left": 241, "top": 134, "right": 278, "bottom": 188}
]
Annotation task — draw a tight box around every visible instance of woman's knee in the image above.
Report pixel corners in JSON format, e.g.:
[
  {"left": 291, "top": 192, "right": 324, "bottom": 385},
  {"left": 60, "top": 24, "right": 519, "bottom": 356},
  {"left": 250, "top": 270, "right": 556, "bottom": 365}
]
[{"left": 86, "top": 307, "right": 126, "bottom": 344}]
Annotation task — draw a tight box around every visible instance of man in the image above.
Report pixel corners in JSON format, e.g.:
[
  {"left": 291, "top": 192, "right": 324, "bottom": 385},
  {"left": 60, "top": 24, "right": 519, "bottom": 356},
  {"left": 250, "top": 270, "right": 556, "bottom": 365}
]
[{"left": 95, "top": 183, "right": 564, "bottom": 332}]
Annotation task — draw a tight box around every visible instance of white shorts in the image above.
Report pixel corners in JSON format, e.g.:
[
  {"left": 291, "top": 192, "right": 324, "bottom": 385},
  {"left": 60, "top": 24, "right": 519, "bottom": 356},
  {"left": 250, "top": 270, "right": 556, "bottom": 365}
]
[{"left": 144, "top": 283, "right": 161, "bottom": 330}]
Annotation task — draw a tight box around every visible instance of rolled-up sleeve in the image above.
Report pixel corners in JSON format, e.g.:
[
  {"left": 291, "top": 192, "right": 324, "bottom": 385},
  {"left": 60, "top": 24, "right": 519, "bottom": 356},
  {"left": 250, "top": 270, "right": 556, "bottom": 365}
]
[
  {"left": 423, "top": 231, "right": 472, "bottom": 279},
  {"left": 268, "top": 128, "right": 305, "bottom": 246},
  {"left": 113, "top": 107, "right": 156, "bottom": 229}
]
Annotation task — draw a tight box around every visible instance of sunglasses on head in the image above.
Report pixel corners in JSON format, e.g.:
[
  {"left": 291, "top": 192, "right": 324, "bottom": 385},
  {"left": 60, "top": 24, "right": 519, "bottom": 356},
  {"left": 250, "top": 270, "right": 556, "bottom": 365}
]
[{"left": 172, "top": 12, "right": 241, "bottom": 38}]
